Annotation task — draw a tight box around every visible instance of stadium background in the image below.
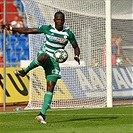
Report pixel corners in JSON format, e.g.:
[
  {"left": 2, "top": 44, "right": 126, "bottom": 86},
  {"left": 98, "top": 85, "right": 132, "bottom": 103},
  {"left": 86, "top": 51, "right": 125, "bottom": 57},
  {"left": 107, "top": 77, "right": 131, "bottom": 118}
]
[
  {"left": 0, "top": 0, "right": 29, "bottom": 110},
  {"left": 0, "top": 0, "right": 133, "bottom": 110}
]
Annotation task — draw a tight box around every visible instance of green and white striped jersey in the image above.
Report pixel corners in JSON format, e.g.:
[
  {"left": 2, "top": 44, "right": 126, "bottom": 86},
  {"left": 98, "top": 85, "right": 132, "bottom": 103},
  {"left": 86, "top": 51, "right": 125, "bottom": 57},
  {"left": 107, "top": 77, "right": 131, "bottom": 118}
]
[{"left": 37, "top": 24, "right": 77, "bottom": 58}]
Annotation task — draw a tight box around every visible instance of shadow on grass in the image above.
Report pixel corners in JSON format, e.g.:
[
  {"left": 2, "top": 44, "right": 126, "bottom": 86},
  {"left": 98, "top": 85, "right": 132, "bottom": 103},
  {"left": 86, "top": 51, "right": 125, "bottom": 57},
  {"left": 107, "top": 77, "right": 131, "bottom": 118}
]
[{"left": 49, "top": 116, "right": 118, "bottom": 123}]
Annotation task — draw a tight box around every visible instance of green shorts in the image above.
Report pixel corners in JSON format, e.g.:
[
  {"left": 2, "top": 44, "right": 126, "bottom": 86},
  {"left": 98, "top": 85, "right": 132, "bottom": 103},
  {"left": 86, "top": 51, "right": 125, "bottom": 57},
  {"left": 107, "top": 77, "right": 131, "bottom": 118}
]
[{"left": 37, "top": 51, "right": 61, "bottom": 82}]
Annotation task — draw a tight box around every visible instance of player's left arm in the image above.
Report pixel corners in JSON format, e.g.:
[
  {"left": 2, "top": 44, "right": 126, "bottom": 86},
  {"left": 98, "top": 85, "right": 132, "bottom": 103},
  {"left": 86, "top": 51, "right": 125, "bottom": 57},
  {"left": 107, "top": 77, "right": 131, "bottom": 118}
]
[
  {"left": 68, "top": 30, "right": 80, "bottom": 64},
  {"left": 72, "top": 43, "right": 80, "bottom": 65}
]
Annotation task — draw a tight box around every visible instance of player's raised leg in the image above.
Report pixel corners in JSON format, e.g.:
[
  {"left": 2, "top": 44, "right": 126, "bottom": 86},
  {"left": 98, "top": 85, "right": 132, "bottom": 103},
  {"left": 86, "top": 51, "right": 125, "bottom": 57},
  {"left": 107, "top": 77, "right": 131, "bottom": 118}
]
[{"left": 14, "top": 58, "right": 40, "bottom": 77}]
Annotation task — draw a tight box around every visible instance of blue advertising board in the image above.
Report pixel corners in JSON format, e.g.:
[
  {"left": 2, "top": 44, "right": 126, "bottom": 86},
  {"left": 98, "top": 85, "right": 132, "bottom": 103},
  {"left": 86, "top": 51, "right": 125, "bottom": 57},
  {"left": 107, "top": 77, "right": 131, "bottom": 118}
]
[{"left": 60, "top": 66, "right": 133, "bottom": 99}]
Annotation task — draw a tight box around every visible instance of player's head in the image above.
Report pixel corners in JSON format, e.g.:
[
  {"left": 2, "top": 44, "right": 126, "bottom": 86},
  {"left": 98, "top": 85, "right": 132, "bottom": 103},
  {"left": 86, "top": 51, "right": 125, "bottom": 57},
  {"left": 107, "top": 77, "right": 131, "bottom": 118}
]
[{"left": 54, "top": 11, "right": 65, "bottom": 31}]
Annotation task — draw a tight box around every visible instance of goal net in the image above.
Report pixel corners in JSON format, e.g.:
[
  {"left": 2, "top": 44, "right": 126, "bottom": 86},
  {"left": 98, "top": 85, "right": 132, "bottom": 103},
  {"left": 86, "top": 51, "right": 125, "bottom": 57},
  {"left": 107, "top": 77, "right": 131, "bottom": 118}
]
[{"left": 21, "top": 0, "right": 133, "bottom": 109}]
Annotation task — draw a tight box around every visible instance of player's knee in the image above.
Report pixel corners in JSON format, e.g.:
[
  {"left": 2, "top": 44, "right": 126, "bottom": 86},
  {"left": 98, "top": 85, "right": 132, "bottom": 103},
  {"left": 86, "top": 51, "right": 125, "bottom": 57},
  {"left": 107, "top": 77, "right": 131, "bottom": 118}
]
[
  {"left": 37, "top": 53, "right": 48, "bottom": 63},
  {"left": 47, "top": 81, "right": 56, "bottom": 93}
]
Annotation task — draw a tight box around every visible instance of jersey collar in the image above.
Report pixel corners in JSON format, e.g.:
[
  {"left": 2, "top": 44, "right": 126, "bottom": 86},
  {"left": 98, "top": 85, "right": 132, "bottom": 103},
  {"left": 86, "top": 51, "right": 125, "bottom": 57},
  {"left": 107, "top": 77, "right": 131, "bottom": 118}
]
[{"left": 52, "top": 24, "right": 68, "bottom": 31}]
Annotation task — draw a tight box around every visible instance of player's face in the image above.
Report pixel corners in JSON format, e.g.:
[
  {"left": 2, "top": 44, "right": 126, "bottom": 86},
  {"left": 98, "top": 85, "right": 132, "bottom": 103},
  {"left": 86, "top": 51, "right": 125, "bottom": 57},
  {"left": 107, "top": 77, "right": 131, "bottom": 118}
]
[{"left": 54, "top": 14, "right": 65, "bottom": 31}]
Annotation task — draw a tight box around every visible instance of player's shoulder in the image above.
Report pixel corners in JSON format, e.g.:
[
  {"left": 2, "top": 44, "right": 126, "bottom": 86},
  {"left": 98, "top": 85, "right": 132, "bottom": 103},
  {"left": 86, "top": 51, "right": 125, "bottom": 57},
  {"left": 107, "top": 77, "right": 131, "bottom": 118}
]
[
  {"left": 64, "top": 26, "right": 74, "bottom": 35},
  {"left": 39, "top": 24, "right": 52, "bottom": 29},
  {"left": 37, "top": 24, "right": 52, "bottom": 33}
]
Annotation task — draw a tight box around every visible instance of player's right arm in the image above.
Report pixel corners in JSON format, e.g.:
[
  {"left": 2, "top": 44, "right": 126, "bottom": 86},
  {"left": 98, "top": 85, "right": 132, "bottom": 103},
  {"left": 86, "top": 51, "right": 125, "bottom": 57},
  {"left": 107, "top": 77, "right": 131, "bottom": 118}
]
[
  {"left": 0, "top": 24, "right": 43, "bottom": 34},
  {"left": 11, "top": 27, "right": 39, "bottom": 34}
]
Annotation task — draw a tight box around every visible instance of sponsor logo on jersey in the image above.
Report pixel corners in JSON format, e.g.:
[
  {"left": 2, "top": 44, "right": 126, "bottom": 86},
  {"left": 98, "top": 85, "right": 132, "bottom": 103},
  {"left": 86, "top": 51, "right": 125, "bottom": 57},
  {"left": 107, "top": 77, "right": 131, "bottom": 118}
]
[{"left": 47, "top": 35, "right": 66, "bottom": 43}]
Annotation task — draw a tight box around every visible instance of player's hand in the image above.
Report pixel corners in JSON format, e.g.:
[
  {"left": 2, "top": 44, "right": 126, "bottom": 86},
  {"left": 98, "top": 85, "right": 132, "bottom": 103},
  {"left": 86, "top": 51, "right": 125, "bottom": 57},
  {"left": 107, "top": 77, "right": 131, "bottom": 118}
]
[
  {"left": 74, "top": 55, "right": 80, "bottom": 65},
  {"left": 0, "top": 24, "right": 10, "bottom": 30}
]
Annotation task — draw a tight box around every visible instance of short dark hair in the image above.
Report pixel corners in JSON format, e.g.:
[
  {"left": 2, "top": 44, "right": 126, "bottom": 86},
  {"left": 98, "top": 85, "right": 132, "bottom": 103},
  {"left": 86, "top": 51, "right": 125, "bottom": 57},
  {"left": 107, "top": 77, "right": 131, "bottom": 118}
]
[{"left": 54, "top": 11, "right": 65, "bottom": 18}]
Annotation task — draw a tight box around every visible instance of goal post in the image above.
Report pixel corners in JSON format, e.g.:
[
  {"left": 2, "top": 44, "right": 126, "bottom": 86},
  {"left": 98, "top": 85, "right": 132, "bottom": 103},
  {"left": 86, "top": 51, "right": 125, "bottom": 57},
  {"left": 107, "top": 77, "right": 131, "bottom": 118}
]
[
  {"left": 105, "top": 0, "right": 112, "bottom": 107},
  {"left": 21, "top": 0, "right": 133, "bottom": 109}
]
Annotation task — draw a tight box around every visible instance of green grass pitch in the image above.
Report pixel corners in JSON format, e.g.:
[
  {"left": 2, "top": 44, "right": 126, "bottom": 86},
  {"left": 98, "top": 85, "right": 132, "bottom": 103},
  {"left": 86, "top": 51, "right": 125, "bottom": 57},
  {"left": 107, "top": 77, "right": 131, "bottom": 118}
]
[{"left": 0, "top": 106, "right": 133, "bottom": 133}]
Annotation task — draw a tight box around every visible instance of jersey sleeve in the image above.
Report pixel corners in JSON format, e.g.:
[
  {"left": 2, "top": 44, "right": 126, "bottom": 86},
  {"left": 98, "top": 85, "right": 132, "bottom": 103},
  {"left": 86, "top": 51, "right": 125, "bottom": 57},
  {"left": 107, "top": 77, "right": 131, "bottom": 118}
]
[
  {"left": 37, "top": 25, "right": 49, "bottom": 33},
  {"left": 68, "top": 30, "right": 77, "bottom": 45}
]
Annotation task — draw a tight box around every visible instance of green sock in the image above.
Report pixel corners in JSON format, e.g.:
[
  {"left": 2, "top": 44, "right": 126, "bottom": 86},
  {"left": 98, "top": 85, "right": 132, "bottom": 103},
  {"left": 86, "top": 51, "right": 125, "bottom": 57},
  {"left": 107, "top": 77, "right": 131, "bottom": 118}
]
[
  {"left": 41, "top": 92, "right": 53, "bottom": 115},
  {"left": 24, "top": 59, "right": 39, "bottom": 73}
]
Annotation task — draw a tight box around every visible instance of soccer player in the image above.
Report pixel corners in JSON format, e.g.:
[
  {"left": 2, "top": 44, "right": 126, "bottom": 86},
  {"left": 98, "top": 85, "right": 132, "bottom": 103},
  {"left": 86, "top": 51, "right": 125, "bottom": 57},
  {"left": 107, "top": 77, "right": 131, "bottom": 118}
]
[{"left": 0, "top": 11, "right": 80, "bottom": 124}]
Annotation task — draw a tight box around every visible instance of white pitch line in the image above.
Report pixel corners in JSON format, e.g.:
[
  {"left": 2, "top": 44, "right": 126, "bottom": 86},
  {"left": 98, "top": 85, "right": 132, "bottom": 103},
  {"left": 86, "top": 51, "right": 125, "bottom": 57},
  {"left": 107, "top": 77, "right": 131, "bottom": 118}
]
[
  {"left": 0, "top": 112, "right": 132, "bottom": 116},
  {"left": 0, "top": 106, "right": 132, "bottom": 115}
]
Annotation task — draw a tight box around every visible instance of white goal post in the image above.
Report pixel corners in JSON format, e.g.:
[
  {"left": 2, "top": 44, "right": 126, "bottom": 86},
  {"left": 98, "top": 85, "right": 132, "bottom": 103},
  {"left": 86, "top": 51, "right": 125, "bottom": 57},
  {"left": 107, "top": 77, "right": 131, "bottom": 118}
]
[{"left": 21, "top": 0, "right": 133, "bottom": 109}]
